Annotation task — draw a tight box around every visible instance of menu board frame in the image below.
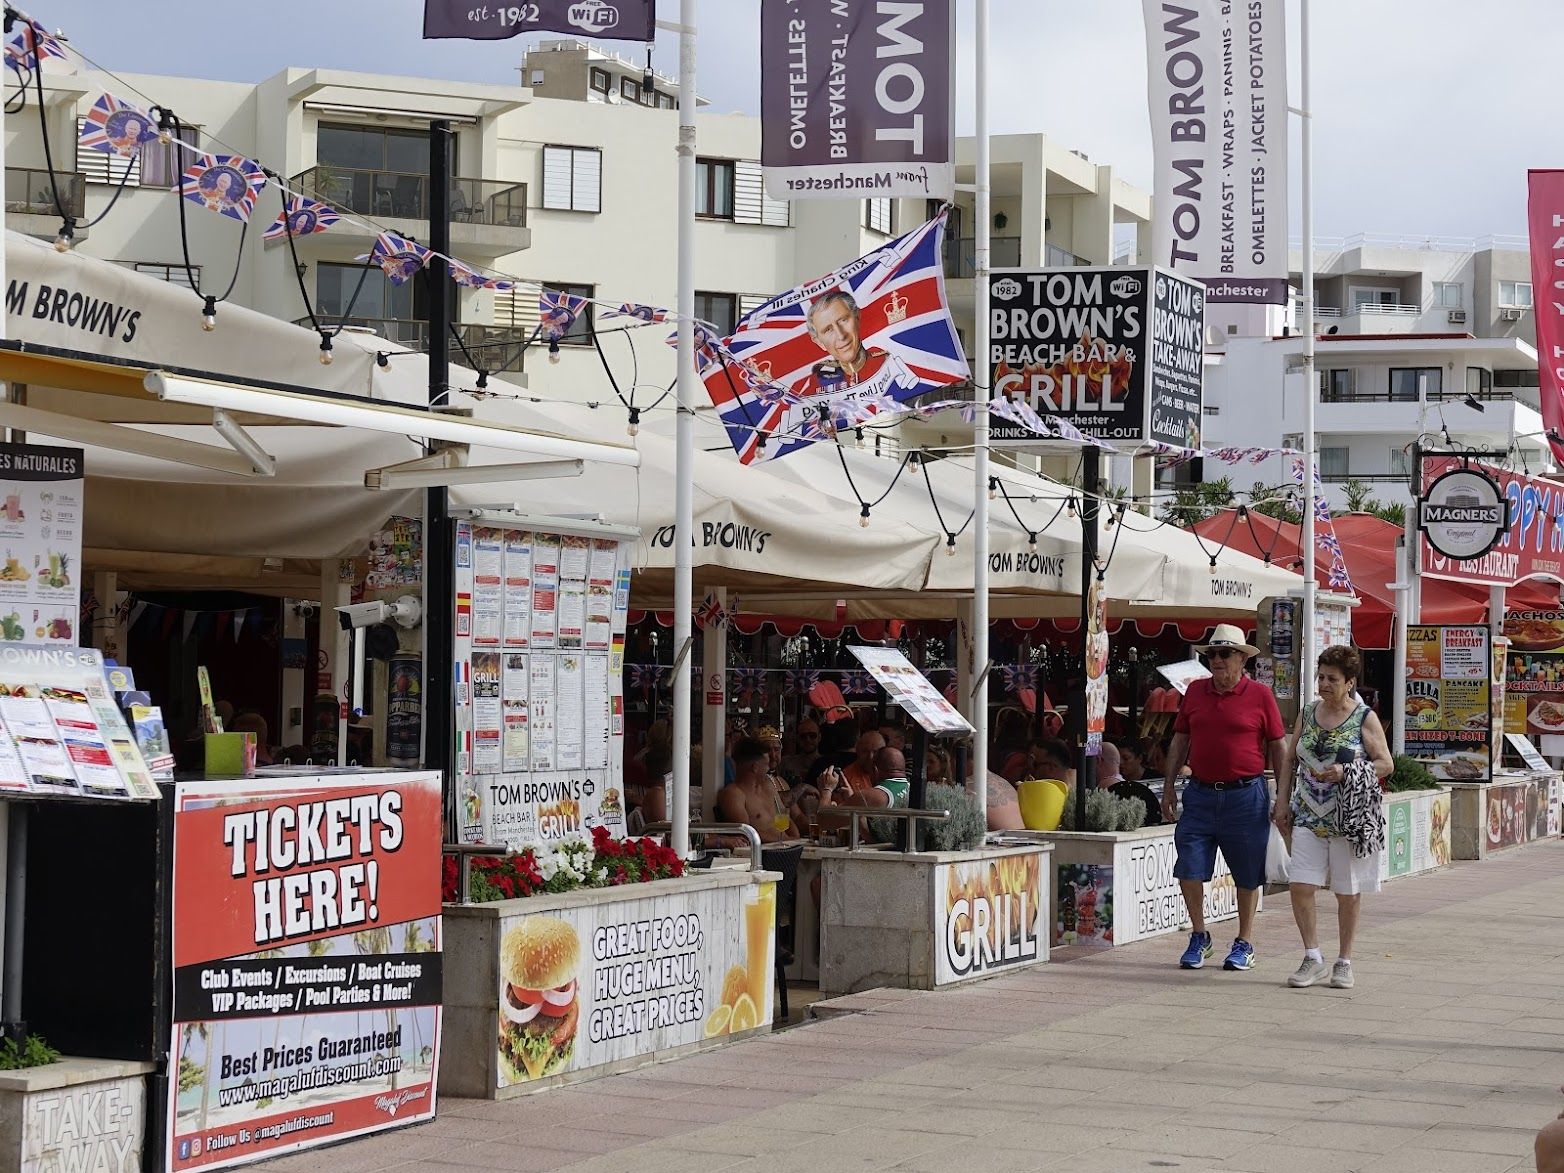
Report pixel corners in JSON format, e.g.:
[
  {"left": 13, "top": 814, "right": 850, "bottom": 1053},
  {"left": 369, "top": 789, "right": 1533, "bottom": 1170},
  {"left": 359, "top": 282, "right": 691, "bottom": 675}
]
[
  {"left": 1503, "top": 608, "right": 1564, "bottom": 756},
  {"left": 1404, "top": 624, "right": 1492, "bottom": 781},
  {"left": 847, "top": 645, "right": 975, "bottom": 735}
]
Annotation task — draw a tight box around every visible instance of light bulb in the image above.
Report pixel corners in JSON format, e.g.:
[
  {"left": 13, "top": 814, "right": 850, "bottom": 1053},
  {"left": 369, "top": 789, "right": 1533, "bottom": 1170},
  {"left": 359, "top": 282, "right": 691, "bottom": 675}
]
[
  {"left": 988, "top": 478, "right": 997, "bottom": 501},
  {"left": 1208, "top": 559, "right": 1218, "bottom": 575},
  {"left": 52, "top": 223, "right": 73, "bottom": 253},
  {"left": 859, "top": 504, "right": 871, "bottom": 528},
  {"left": 200, "top": 295, "right": 217, "bottom": 333},
  {"left": 476, "top": 371, "right": 490, "bottom": 392},
  {"left": 318, "top": 334, "right": 334, "bottom": 366},
  {"left": 945, "top": 539, "right": 957, "bottom": 557},
  {"left": 1067, "top": 497, "right": 1077, "bottom": 516},
  {"left": 547, "top": 338, "right": 561, "bottom": 365},
  {"left": 1028, "top": 533, "right": 1037, "bottom": 550},
  {"left": 627, "top": 408, "right": 641, "bottom": 437}
]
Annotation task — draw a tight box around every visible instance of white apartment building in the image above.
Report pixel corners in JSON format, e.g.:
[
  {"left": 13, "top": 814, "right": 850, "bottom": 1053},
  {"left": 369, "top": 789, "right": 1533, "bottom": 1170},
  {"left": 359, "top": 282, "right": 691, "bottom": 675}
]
[
  {"left": 1202, "top": 234, "right": 1546, "bottom": 507},
  {"left": 2, "top": 41, "right": 1150, "bottom": 430}
]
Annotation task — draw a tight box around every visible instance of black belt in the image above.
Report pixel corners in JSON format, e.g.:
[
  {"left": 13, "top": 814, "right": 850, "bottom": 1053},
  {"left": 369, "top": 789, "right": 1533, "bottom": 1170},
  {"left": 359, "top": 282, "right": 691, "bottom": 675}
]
[{"left": 1191, "top": 776, "right": 1261, "bottom": 790}]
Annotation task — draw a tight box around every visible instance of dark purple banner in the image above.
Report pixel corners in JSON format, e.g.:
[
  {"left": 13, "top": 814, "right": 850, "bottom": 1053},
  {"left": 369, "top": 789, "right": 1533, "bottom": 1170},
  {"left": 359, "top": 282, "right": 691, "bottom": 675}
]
[
  {"left": 423, "top": 0, "right": 655, "bottom": 42},
  {"left": 760, "top": 0, "right": 954, "bottom": 202}
]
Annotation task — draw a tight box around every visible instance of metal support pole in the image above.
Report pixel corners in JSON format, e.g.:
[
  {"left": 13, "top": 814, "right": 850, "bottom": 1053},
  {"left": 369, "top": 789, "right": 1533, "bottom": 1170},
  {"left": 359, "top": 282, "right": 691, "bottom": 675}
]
[
  {"left": 1298, "top": 0, "right": 1318, "bottom": 704},
  {"left": 1076, "top": 447, "right": 1101, "bottom": 829},
  {"left": 2, "top": 804, "right": 24, "bottom": 1038},
  {"left": 426, "top": 120, "right": 455, "bottom": 803},
  {"left": 971, "top": 0, "right": 991, "bottom": 827},
  {"left": 670, "top": 0, "right": 698, "bottom": 859}
]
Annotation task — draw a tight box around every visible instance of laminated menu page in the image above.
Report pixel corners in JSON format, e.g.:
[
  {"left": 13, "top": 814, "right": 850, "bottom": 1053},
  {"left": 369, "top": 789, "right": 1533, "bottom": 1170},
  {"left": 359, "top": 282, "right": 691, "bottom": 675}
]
[{"left": 0, "top": 694, "right": 78, "bottom": 794}]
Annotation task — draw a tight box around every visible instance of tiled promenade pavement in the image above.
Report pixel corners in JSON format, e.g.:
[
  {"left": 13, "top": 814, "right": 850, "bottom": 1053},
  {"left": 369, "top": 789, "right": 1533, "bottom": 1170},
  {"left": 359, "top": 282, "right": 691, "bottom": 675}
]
[{"left": 263, "top": 839, "right": 1564, "bottom": 1173}]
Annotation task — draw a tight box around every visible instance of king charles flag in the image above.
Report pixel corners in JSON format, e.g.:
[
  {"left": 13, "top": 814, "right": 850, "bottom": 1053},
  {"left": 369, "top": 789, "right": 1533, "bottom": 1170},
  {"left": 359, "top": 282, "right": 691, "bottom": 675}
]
[{"left": 700, "top": 209, "right": 967, "bottom": 464}]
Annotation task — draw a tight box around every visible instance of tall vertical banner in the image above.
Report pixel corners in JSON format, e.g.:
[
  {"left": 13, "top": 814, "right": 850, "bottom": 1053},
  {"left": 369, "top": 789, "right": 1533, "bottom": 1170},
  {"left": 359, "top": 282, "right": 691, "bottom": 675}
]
[
  {"left": 1528, "top": 170, "right": 1564, "bottom": 467},
  {"left": 1143, "top": 0, "right": 1289, "bottom": 304},
  {"left": 760, "top": 0, "right": 955, "bottom": 201},
  {"left": 167, "top": 772, "right": 443, "bottom": 1172}
]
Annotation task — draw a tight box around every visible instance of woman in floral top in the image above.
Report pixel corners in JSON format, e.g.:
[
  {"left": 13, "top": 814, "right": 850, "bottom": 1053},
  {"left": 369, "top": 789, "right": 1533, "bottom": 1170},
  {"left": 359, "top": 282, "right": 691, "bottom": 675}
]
[{"left": 1275, "top": 645, "right": 1393, "bottom": 990}]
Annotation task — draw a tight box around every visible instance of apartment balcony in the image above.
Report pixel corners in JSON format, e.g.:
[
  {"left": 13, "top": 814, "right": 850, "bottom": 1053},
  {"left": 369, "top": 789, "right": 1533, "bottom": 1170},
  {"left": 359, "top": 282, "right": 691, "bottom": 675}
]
[
  {"left": 287, "top": 167, "right": 530, "bottom": 258},
  {"left": 4, "top": 167, "right": 87, "bottom": 243},
  {"left": 1311, "top": 302, "right": 1446, "bottom": 336},
  {"left": 298, "top": 317, "right": 529, "bottom": 374}
]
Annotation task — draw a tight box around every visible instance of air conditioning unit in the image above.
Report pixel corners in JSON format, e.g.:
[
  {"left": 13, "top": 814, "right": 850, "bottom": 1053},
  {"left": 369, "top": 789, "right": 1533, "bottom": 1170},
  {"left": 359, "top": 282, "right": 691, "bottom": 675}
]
[
  {"left": 1501, "top": 307, "right": 1525, "bottom": 321},
  {"left": 1447, "top": 310, "right": 1467, "bottom": 324}
]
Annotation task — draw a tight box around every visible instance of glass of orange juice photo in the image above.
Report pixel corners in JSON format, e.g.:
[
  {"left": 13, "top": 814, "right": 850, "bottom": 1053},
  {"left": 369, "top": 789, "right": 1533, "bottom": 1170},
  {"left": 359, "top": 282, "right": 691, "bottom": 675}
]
[{"left": 742, "top": 883, "right": 775, "bottom": 1013}]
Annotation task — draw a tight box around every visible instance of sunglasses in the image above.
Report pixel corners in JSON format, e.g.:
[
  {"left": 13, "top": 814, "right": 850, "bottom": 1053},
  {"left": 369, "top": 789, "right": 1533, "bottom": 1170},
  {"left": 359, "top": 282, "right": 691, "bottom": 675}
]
[{"left": 1207, "top": 648, "right": 1241, "bottom": 660}]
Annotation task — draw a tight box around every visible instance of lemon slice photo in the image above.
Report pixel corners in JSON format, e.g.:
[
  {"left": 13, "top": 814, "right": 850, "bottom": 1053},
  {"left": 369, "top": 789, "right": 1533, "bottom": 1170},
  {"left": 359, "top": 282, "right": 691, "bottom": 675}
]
[
  {"left": 703, "top": 1004, "right": 732, "bottom": 1038},
  {"left": 729, "top": 993, "right": 759, "bottom": 1034}
]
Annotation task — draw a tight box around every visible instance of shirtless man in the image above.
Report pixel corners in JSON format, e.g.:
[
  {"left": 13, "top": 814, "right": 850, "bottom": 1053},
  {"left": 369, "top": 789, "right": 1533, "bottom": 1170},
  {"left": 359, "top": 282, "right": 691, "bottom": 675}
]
[{"left": 717, "top": 736, "right": 800, "bottom": 843}]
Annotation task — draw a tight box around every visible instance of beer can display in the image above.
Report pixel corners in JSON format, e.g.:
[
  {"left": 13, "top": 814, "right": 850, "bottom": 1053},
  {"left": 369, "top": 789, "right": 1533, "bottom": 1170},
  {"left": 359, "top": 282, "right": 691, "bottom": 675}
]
[{"left": 387, "top": 651, "right": 422, "bottom": 765}]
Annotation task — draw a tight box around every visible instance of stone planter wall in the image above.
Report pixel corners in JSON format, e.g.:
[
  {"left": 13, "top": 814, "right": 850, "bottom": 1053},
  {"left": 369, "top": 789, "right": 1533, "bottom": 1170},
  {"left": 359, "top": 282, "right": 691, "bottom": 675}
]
[{"left": 0, "top": 1057, "right": 152, "bottom": 1173}]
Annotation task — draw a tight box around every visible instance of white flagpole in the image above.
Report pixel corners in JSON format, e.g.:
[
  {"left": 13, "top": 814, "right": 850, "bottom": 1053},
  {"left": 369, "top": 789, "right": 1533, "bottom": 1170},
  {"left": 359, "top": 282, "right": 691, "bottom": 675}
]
[
  {"left": 670, "top": 0, "right": 698, "bottom": 859},
  {"left": 1298, "top": 0, "right": 1317, "bottom": 701},
  {"left": 971, "top": 0, "right": 991, "bottom": 824}
]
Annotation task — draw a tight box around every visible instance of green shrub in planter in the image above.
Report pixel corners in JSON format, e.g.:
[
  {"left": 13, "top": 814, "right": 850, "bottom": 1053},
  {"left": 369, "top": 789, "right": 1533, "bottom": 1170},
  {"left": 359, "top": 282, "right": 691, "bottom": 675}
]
[
  {"left": 0, "top": 1033, "right": 58, "bottom": 1070},
  {"left": 866, "top": 782, "right": 986, "bottom": 851},
  {"left": 1386, "top": 754, "right": 1437, "bottom": 793},
  {"left": 1059, "top": 787, "right": 1147, "bottom": 832}
]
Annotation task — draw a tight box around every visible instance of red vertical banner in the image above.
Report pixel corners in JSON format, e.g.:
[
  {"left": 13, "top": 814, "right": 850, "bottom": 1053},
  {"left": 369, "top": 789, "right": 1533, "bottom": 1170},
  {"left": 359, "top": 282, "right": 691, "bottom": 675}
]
[
  {"left": 1528, "top": 170, "right": 1564, "bottom": 466},
  {"left": 167, "top": 772, "right": 443, "bottom": 1172}
]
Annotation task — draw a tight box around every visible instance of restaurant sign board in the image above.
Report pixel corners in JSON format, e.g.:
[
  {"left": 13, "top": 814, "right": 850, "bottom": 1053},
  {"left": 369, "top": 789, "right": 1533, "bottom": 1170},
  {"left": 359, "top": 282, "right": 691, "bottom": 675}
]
[
  {"left": 1405, "top": 624, "right": 1492, "bottom": 781},
  {"left": 1420, "top": 456, "right": 1564, "bottom": 587},
  {"left": 1420, "top": 464, "right": 1508, "bottom": 561}
]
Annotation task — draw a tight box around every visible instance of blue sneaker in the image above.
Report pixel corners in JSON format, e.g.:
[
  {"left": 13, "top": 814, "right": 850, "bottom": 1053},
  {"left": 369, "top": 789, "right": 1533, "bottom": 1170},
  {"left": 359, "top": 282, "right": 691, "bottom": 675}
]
[
  {"left": 1178, "top": 931, "right": 1213, "bottom": 969},
  {"left": 1223, "top": 938, "right": 1257, "bottom": 971}
]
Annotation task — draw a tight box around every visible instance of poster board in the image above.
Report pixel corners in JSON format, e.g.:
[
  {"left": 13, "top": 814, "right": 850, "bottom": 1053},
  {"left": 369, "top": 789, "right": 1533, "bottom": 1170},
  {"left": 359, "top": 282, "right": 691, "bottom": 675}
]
[
  {"left": 933, "top": 848, "right": 1047, "bottom": 984},
  {"left": 1503, "top": 610, "right": 1564, "bottom": 757},
  {"left": 847, "top": 646, "right": 974, "bottom": 735},
  {"left": 0, "top": 443, "right": 83, "bottom": 647},
  {"left": 167, "top": 771, "right": 443, "bottom": 1172},
  {"left": 1405, "top": 624, "right": 1491, "bottom": 781},
  {"left": 454, "top": 516, "right": 635, "bottom": 849}
]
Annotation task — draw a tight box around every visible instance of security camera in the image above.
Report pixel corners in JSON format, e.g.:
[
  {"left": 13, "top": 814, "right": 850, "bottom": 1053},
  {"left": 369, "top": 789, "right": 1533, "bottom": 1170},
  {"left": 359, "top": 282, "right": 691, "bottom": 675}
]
[{"left": 335, "top": 595, "right": 422, "bottom": 632}]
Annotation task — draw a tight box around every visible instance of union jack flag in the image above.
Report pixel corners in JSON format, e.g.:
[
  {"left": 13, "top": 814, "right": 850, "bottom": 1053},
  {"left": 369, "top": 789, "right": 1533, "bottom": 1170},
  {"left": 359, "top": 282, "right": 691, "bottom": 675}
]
[
  {"left": 262, "top": 194, "right": 340, "bottom": 242},
  {"left": 1317, "top": 532, "right": 1344, "bottom": 561},
  {"left": 364, "top": 232, "right": 432, "bottom": 285},
  {"left": 784, "top": 669, "right": 821, "bottom": 696},
  {"left": 4, "top": 16, "right": 65, "bottom": 73},
  {"left": 1326, "top": 559, "right": 1353, "bottom": 591},
  {"left": 731, "top": 667, "right": 768, "bottom": 702},
  {"left": 541, "top": 289, "right": 589, "bottom": 341},
  {"left": 628, "top": 664, "right": 665, "bottom": 694},
  {"left": 78, "top": 93, "right": 159, "bottom": 160},
  {"left": 694, "top": 592, "right": 728, "bottom": 631},
  {"left": 1000, "top": 664, "right": 1039, "bottom": 695},
  {"left": 604, "top": 303, "right": 670, "bottom": 324},
  {"left": 180, "top": 153, "right": 267, "bottom": 224},
  {"left": 698, "top": 209, "right": 968, "bottom": 464},
  {"left": 839, "top": 670, "right": 875, "bottom": 696},
  {"left": 448, "top": 259, "right": 515, "bottom": 291}
]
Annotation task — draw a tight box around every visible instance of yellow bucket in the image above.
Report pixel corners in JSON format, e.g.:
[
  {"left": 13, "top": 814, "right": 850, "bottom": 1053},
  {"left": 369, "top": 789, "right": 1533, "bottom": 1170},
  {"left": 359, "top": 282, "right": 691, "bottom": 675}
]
[{"left": 1017, "top": 777, "right": 1069, "bottom": 831}]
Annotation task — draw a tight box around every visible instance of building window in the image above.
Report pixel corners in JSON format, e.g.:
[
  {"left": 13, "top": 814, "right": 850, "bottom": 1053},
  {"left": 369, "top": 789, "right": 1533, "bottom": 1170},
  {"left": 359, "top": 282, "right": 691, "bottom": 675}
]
[
  {"left": 1496, "top": 368, "right": 1540, "bottom": 388},
  {"left": 1390, "top": 447, "right": 1409, "bottom": 478},
  {"left": 318, "top": 123, "right": 428, "bottom": 174},
  {"left": 589, "top": 67, "right": 611, "bottom": 95},
  {"left": 694, "top": 292, "right": 738, "bottom": 337},
  {"left": 1500, "top": 281, "right": 1534, "bottom": 308},
  {"left": 544, "top": 281, "right": 595, "bottom": 344},
  {"left": 658, "top": 93, "right": 675, "bottom": 109},
  {"left": 1319, "top": 369, "right": 1353, "bottom": 402},
  {"left": 1388, "top": 367, "right": 1440, "bottom": 402},
  {"left": 696, "top": 158, "right": 735, "bottom": 219},
  {"left": 317, "top": 261, "right": 419, "bottom": 327},
  {"left": 530, "top": 69, "right": 546, "bottom": 86},
  {"left": 1320, "top": 447, "right": 1349, "bottom": 481},
  {"left": 139, "top": 126, "right": 202, "bottom": 189},
  {"left": 1434, "top": 282, "right": 1463, "bottom": 308},
  {"left": 541, "top": 145, "right": 602, "bottom": 213},
  {"left": 864, "top": 197, "right": 894, "bottom": 235},
  {"left": 1467, "top": 367, "right": 1494, "bottom": 399},
  {"left": 620, "top": 77, "right": 640, "bottom": 103},
  {"left": 128, "top": 261, "right": 201, "bottom": 286}
]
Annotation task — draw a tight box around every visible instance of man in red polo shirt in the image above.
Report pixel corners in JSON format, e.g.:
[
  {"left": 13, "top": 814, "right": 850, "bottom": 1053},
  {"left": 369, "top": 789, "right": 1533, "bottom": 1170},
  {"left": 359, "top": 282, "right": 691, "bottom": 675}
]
[{"left": 1161, "top": 624, "right": 1286, "bottom": 972}]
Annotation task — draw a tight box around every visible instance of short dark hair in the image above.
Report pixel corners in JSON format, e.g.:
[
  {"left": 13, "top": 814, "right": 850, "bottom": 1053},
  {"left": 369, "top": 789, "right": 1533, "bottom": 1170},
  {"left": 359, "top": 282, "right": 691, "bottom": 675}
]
[
  {"left": 1317, "top": 644, "right": 1362, "bottom": 683},
  {"left": 1031, "top": 737, "right": 1073, "bottom": 772},
  {"left": 731, "top": 737, "right": 771, "bottom": 769}
]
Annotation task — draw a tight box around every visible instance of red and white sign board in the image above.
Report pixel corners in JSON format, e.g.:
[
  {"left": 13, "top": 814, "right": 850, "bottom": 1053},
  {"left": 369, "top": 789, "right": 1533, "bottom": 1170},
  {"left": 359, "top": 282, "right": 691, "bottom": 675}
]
[{"left": 1420, "top": 456, "right": 1564, "bottom": 588}]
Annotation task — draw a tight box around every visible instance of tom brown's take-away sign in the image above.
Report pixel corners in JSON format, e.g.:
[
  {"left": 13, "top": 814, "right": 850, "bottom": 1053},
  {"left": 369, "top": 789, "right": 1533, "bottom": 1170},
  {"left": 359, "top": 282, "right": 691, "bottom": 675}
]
[{"left": 423, "top": 0, "right": 655, "bottom": 41}]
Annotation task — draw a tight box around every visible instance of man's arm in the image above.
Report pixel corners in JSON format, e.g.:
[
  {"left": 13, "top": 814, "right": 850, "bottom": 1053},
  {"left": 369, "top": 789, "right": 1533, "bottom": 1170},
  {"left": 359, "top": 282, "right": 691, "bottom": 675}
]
[
  {"left": 1161, "top": 732, "right": 1190, "bottom": 821},
  {"left": 1266, "top": 737, "right": 1289, "bottom": 803}
]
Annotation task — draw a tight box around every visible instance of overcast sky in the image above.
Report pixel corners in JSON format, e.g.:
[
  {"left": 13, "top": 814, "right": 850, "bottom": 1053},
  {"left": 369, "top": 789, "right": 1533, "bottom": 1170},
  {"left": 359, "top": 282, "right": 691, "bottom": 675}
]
[{"left": 38, "top": 0, "right": 1551, "bottom": 239}]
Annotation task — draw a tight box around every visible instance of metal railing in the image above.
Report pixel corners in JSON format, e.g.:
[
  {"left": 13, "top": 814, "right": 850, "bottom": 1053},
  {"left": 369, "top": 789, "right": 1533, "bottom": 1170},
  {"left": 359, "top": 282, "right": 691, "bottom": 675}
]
[
  {"left": 1293, "top": 232, "right": 1529, "bottom": 253},
  {"left": 843, "top": 806, "right": 950, "bottom": 852},
  {"left": 643, "top": 821, "right": 763, "bottom": 871},
  {"left": 290, "top": 166, "right": 527, "bottom": 228},
  {"left": 444, "top": 842, "right": 508, "bottom": 905},
  {"left": 1321, "top": 472, "right": 1409, "bottom": 484},
  {"left": 295, "top": 317, "right": 530, "bottom": 373},
  {"left": 5, "top": 166, "right": 84, "bottom": 218}
]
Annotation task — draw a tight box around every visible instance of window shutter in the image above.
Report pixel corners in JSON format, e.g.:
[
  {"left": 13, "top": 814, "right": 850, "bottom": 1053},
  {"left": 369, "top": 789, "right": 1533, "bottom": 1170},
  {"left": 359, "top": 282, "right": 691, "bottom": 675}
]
[
  {"left": 733, "top": 161, "right": 763, "bottom": 225},
  {"left": 76, "top": 119, "right": 140, "bottom": 187},
  {"left": 571, "top": 148, "right": 601, "bottom": 213},
  {"left": 541, "top": 147, "right": 573, "bottom": 210},
  {"left": 494, "top": 287, "right": 541, "bottom": 334},
  {"left": 761, "top": 186, "right": 789, "bottom": 227},
  {"left": 738, "top": 295, "right": 768, "bottom": 325}
]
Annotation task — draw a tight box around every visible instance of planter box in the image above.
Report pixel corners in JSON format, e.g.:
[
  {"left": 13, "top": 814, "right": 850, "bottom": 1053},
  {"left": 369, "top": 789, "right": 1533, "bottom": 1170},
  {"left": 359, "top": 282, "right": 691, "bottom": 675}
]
[
  {"left": 1447, "top": 771, "right": 1562, "bottom": 860},
  {"left": 1378, "top": 788, "right": 1452, "bottom": 879},
  {"left": 817, "top": 843, "right": 1053, "bottom": 995},
  {"left": 1013, "top": 826, "right": 1251, "bottom": 949},
  {"left": 441, "top": 869, "right": 776, "bottom": 1099},
  {"left": 0, "top": 1056, "right": 152, "bottom": 1173}
]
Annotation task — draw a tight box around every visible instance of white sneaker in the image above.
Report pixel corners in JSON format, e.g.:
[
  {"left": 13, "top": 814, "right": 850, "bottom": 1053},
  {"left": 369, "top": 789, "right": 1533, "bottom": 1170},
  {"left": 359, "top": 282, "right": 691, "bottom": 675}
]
[
  {"left": 1329, "top": 960, "right": 1354, "bottom": 989},
  {"left": 1287, "top": 957, "right": 1329, "bottom": 988}
]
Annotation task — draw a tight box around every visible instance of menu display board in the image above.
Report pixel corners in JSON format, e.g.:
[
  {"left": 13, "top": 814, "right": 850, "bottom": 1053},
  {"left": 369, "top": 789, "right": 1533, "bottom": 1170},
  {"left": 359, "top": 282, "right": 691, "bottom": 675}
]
[
  {"left": 1503, "top": 610, "right": 1564, "bottom": 756},
  {"left": 0, "top": 443, "right": 83, "bottom": 646},
  {"left": 1404, "top": 625, "right": 1492, "bottom": 781},
  {"left": 454, "top": 521, "right": 634, "bottom": 849},
  {"left": 1314, "top": 595, "right": 1352, "bottom": 655},
  {"left": 848, "top": 646, "right": 975, "bottom": 735}
]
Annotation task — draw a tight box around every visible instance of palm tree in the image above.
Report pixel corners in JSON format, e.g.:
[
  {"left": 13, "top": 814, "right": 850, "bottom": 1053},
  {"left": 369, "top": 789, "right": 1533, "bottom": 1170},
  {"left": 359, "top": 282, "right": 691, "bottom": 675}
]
[{"left": 353, "top": 928, "right": 399, "bottom": 1090}]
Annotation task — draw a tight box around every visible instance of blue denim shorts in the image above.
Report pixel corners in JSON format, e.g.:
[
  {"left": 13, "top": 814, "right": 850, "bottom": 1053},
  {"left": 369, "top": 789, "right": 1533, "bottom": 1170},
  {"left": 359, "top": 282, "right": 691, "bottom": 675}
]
[{"left": 1173, "top": 777, "right": 1269, "bottom": 891}]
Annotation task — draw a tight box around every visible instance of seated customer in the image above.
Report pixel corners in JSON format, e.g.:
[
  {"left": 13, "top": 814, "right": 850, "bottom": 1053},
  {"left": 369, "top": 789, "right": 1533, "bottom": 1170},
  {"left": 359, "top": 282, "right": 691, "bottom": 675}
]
[
  {"left": 717, "top": 736, "right": 801, "bottom": 843},
  {"left": 814, "top": 745, "right": 909, "bottom": 833},
  {"left": 1028, "top": 737, "right": 1077, "bottom": 787},
  {"left": 1097, "top": 740, "right": 1162, "bottom": 826},
  {"left": 627, "top": 743, "right": 669, "bottom": 834},
  {"left": 1119, "top": 738, "right": 1149, "bottom": 783}
]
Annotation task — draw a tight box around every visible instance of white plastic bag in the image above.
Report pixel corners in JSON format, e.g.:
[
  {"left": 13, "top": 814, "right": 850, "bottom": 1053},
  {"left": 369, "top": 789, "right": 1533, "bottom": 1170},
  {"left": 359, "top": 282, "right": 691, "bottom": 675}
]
[{"left": 1265, "top": 823, "right": 1292, "bottom": 885}]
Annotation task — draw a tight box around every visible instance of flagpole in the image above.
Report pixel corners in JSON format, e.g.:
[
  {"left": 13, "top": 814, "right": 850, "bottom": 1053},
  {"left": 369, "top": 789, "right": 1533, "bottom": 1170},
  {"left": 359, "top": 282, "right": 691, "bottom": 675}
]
[
  {"left": 670, "top": 0, "right": 698, "bottom": 860},
  {"left": 1298, "top": 0, "right": 1317, "bottom": 701},
  {"left": 971, "top": 0, "right": 991, "bottom": 824}
]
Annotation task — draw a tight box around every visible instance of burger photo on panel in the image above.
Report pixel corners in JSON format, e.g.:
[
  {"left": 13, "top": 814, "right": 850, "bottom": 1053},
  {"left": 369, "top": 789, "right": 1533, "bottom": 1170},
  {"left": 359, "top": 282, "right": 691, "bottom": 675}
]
[{"left": 498, "top": 916, "right": 581, "bottom": 1082}]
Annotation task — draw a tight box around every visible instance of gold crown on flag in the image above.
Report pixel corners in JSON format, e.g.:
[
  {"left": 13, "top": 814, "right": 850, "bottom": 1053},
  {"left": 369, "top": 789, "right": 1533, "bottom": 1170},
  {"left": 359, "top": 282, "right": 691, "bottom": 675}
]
[
  {"left": 754, "top": 360, "right": 774, "bottom": 381},
  {"left": 884, "top": 291, "right": 909, "bottom": 324}
]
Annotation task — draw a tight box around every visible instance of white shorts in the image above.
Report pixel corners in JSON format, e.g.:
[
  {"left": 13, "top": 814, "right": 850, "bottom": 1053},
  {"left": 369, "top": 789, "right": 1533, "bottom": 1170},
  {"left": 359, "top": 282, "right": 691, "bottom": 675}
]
[{"left": 1289, "top": 830, "right": 1382, "bottom": 895}]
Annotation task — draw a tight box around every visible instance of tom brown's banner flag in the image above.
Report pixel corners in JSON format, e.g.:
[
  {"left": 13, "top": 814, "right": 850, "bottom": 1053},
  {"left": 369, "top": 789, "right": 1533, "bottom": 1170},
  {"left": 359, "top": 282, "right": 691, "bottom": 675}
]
[
  {"left": 1528, "top": 170, "right": 1564, "bottom": 467},
  {"left": 760, "top": 0, "right": 955, "bottom": 202}
]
